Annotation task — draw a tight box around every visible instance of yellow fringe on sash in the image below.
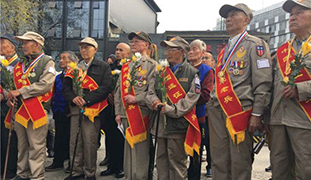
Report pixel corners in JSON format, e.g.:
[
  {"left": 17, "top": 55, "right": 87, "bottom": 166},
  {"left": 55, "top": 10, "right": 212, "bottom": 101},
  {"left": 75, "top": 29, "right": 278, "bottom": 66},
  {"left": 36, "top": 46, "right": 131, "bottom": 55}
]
[
  {"left": 4, "top": 121, "right": 11, "bottom": 129},
  {"left": 83, "top": 108, "right": 99, "bottom": 122},
  {"left": 15, "top": 113, "right": 29, "bottom": 128},
  {"left": 226, "top": 118, "right": 245, "bottom": 144},
  {"left": 32, "top": 116, "right": 48, "bottom": 129},
  {"left": 184, "top": 142, "right": 200, "bottom": 157},
  {"left": 125, "top": 128, "right": 147, "bottom": 149}
]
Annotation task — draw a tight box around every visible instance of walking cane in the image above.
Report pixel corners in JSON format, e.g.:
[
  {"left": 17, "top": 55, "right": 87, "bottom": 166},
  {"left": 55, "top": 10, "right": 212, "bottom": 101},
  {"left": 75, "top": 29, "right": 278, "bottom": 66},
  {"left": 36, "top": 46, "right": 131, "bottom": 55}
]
[
  {"left": 2, "top": 99, "right": 16, "bottom": 180},
  {"left": 69, "top": 108, "right": 84, "bottom": 178},
  {"left": 148, "top": 105, "right": 162, "bottom": 180}
]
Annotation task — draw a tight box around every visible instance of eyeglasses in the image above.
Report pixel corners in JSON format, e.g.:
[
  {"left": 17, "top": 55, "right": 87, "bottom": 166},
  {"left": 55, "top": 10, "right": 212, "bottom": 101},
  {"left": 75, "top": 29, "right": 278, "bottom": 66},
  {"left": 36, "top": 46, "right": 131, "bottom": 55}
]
[
  {"left": 165, "top": 47, "right": 181, "bottom": 52},
  {"left": 201, "top": 57, "right": 209, "bottom": 59}
]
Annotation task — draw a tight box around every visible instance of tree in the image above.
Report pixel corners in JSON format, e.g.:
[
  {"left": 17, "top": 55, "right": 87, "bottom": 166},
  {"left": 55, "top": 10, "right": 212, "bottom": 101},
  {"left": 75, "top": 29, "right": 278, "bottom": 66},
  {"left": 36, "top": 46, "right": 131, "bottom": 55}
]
[{"left": 0, "top": 0, "right": 42, "bottom": 35}]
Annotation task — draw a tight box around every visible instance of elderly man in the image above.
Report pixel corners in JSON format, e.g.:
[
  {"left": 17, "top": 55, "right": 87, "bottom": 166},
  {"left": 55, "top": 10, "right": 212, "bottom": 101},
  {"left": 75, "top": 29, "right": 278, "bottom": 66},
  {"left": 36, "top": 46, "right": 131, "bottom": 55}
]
[
  {"left": 187, "top": 39, "right": 214, "bottom": 180},
  {"left": 269, "top": 0, "right": 311, "bottom": 179},
  {"left": 113, "top": 32, "right": 156, "bottom": 180},
  {"left": 45, "top": 51, "right": 79, "bottom": 172},
  {"left": 6, "top": 31, "right": 56, "bottom": 180},
  {"left": 63, "top": 37, "right": 112, "bottom": 180},
  {"left": 0, "top": 34, "right": 19, "bottom": 179},
  {"left": 100, "top": 42, "right": 130, "bottom": 178},
  {"left": 202, "top": 51, "right": 215, "bottom": 69},
  {"left": 207, "top": 3, "right": 272, "bottom": 180},
  {"left": 147, "top": 36, "right": 201, "bottom": 180}
]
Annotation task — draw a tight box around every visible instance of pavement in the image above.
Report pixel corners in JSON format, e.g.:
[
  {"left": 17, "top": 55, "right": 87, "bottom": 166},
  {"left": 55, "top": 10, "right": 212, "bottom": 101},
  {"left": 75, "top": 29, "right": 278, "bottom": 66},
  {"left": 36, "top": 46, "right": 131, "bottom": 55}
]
[{"left": 44, "top": 134, "right": 272, "bottom": 180}]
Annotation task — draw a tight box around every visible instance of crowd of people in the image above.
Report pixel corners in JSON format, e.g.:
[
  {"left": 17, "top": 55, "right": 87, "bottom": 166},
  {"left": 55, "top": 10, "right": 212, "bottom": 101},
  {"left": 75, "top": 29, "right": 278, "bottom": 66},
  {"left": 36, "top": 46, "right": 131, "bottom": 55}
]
[{"left": 1, "top": 0, "right": 311, "bottom": 180}]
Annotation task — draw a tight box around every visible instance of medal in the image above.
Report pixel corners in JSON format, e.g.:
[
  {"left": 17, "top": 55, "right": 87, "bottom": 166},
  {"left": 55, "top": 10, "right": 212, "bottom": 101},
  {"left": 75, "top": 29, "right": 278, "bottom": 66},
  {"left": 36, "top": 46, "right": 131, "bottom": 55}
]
[
  {"left": 218, "top": 71, "right": 225, "bottom": 78},
  {"left": 22, "top": 80, "right": 27, "bottom": 85},
  {"left": 233, "top": 69, "right": 239, "bottom": 75},
  {"left": 21, "top": 75, "right": 26, "bottom": 79},
  {"left": 219, "top": 77, "right": 226, "bottom": 84},
  {"left": 30, "top": 72, "right": 36, "bottom": 77},
  {"left": 239, "top": 69, "right": 244, "bottom": 75},
  {"left": 228, "top": 67, "right": 234, "bottom": 74}
]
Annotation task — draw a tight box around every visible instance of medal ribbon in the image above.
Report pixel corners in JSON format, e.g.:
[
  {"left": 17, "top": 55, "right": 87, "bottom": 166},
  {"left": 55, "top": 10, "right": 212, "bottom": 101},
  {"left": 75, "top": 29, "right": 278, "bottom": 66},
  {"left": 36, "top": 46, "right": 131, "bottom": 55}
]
[
  {"left": 276, "top": 36, "right": 311, "bottom": 121},
  {"left": 22, "top": 52, "right": 45, "bottom": 76},
  {"left": 164, "top": 67, "right": 201, "bottom": 156},
  {"left": 221, "top": 31, "right": 248, "bottom": 70},
  {"left": 215, "top": 48, "right": 253, "bottom": 144},
  {"left": 65, "top": 69, "right": 108, "bottom": 122},
  {"left": 7, "top": 54, "right": 18, "bottom": 65},
  {"left": 120, "top": 62, "right": 149, "bottom": 148}
]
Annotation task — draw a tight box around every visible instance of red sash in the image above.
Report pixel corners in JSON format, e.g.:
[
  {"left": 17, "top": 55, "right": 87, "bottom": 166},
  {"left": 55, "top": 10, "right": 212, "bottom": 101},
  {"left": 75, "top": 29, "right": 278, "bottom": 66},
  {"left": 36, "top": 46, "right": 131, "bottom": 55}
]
[
  {"left": 164, "top": 67, "right": 201, "bottom": 156},
  {"left": 5, "top": 62, "right": 52, "bottom": 129},
  {"left": 215, "top": 49, "right": 252, "bottom": 144},
  {"left": 276, "top": 39, "right": 311, "bottom": 120},
  {"left": 121, "top": 63, "right": 149, "bottom": 148},
  {"left": 65, "top": 69, "right": 108, "bottom": 122}
]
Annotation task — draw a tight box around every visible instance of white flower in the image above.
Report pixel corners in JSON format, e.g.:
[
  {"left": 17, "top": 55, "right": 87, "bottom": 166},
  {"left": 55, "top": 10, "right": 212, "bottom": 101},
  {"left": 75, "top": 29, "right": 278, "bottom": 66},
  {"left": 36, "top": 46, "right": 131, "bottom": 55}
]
[
  {"left": 113, "top": 69, "right": 121, "bottom": 75},
  {"left": 0, "top": 55, "right": 5, "bottom": 61},
  {"left": 159, "top": 59, "right": 169, "bottom": 68},
  {"left": 134, "top": 52, "right": 142, "bottom": 60}
]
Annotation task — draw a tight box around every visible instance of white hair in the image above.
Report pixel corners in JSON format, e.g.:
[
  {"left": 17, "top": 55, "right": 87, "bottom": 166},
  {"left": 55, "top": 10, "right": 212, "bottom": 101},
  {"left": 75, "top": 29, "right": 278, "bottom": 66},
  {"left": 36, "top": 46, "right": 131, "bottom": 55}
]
[{"left": 190, "top": 39, "right": 206, "bottom": 51}]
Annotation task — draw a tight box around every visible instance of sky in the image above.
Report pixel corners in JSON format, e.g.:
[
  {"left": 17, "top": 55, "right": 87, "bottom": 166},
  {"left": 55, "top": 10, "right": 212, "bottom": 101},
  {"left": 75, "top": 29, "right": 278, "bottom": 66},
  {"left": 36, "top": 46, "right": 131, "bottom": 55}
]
[{"left": 155, "top": 0, "right": 285, "bottom": 33}]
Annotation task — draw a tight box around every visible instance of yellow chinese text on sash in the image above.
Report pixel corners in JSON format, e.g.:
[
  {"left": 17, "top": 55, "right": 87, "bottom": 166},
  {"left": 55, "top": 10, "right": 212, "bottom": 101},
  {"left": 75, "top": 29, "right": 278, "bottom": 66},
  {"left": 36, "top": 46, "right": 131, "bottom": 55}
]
[
  {"left": 215, "top": 49, "right": 252, "bottom": 144},
  {"left": 5, "top": 62, "right": 52, "bottom": 129},
  {"left": 121, "top": 62, "right": 149, "bottom": 148},
  {"left": 276, "top": 38, "right": 311, "bottom": 121},
  {"left": 164, "top": 67, "right": 201, "bottom": 156},
  {"left": 65, "top": 69, "right": 108, "bottom": 122}
]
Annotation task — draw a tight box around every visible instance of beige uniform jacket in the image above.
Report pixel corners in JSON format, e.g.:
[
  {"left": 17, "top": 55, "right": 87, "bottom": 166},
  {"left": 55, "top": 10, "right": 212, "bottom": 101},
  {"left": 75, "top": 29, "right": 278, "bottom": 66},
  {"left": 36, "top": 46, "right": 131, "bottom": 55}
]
[
  {"left": 146, "top": 63, "right": 201, "bottom": 138},
  {"left": 210, "top": 34, "right": 272, "bottom": 115},
  {"left": 270, "top": 38, "right": 311, "bottom": 129},
  {"left": 114, "top": 55, "right": 156, "bottom": 119},
  {"left": 18, "top": 56, "right": 56, "bottom": 99}
]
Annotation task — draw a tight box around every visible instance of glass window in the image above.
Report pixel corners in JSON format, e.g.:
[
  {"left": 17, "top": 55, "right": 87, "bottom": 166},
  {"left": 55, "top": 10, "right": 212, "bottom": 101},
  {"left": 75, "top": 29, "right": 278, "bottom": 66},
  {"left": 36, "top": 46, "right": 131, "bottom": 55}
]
[
  {"left": 91, "top": 1, "right": 105, "bottom": 39},
  {"left": 42, "top": 1, "right": 63, "bottom": 38},
  {"left": 67, "top": 1, "right": 90, "bottom": 38}
]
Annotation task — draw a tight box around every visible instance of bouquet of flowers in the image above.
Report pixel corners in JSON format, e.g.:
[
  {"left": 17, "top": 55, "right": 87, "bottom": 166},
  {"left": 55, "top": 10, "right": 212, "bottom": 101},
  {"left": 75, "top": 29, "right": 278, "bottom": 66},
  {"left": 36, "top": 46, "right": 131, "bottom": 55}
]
[
  {"left": 0, "top": 57, "right": 15, "bottom": 91},
  {"left": 68, "top": 62, "right": 84, "bottom": 97},
  {"left": 155, "top": 59, "right": 169, "bottom": 103},
  {"left": 111, "top": 69, "right": 121, "bottom": 88},
  {"left": 126, "top": 52, "right": 147, "bottom": 93},
  {"left": 273, "top": 40, "right": 311, "bottom": 114}
]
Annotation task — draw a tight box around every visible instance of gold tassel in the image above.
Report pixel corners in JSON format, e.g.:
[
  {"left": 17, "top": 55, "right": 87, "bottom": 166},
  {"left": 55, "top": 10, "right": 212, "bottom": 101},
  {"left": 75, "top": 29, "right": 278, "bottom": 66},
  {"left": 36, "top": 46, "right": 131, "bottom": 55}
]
[{"left": 226, "top": 118, "right": 245, "bottom": 144}]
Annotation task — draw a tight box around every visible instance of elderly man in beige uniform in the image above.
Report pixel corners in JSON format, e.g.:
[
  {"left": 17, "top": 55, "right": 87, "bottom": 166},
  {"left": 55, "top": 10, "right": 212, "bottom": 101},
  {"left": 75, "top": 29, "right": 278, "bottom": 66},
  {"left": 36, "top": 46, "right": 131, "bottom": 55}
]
[
  {"left": 269, "top": 1, "right": 311, "bottom": 179},
  {"left": 6, "top": 32, "right": 56, "bottom": 180},
  {"left": 207, "top": 3, "right": 272, "bottom": 180},
  {"left": 114, "top": 31, "right": 156, "bottom": 180},
  {"left": 146, "top": 36, "right": 201, "bottom": 180}
]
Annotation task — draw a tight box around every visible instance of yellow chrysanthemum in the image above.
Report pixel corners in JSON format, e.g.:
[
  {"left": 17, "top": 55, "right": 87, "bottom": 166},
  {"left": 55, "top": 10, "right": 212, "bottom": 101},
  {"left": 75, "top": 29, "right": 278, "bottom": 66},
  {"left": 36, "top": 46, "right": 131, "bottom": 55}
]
[
  {"left": 111, "top": 70, "right": 116, "bottom": 75},
  {"left": 140, "top": 69, "right": 147, "bottom": 76},
  {"left": 68, "top": 62, "right": 77, "bottom": 69},
  {"left": 156, "top": 64, "right": 162, "bottom": 72},
  {"left": 132, "top": 55, "right": 137, "bottom": 62},
  {"left": 120, "top": 58, "right": 127, "bottom": 64},
  {"left": 1, "top": 59, "right": 9, "bottom": 67},
  {"left": 301, "top": 41, "right": 311, "bottom": 57},
  {"left": 283, "top": 76, "right": 289, "bottom": 84}
]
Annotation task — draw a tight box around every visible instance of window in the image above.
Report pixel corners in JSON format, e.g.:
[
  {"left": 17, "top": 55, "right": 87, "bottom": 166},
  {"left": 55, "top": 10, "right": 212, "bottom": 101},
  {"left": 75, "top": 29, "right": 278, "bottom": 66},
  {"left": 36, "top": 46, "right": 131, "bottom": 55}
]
[
  {"left": 42, "top": 1, "right": 63, "bottom": 38},
  {"left": 67, "top": 1, "right": 90, "bottom": 38},
  {"left": 92, "top": 1, "right": 105, "bottom": 38}
]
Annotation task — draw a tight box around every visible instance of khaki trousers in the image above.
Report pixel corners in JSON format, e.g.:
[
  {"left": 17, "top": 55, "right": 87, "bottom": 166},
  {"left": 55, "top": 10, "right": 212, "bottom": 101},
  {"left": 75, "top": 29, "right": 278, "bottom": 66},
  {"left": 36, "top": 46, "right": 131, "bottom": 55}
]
[
  {"left": 122, "top": 118, "right": 150, "bottom": 180},
  {"left": 270, "top": 125, "right": 311, "bottom": 180},
  {"left": 14, "top": 121, "right": 48, "bottom": 180},
  {"left": 207, "top": 103, "right": 253, "bottom": 180},
  {"left": 69, "top": 113, "right": 100, "bottom": 177},
  {"left": 156, "top": 137, "right": 188, "bottom": 180}
]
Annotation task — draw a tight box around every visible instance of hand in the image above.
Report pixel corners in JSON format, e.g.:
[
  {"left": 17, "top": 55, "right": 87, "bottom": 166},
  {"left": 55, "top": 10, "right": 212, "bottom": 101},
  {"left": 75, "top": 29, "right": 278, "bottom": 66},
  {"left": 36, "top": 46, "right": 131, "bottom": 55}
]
[
  {"left": 248, "top": 115, "right": 263, "bottom": 133},
  {"left": 151, "top": 100, "right": 161, "bottom": 110},
  {"left": 6, "top": 98, "right": 17, "bottom": 108},
  {"left": 282, "top": 85, "right": 298, "bottom": 99},
  {"left": 115, "top": 114, "right": 121, "bottom": 125},
  {"left": 108, "top": 93, "right": 114, "bottom": 105},
  {"left": 124, "top": 95, "right": 137, "bottom": 104},
  {"left": 7, "top": 90, "right": 20, "bottom": 100},
  {"left": 72, "top": 96, "right": 86, "bottom": 108},
  {"left": 160, "top": 103, "right": 166, "bottom": 114}
]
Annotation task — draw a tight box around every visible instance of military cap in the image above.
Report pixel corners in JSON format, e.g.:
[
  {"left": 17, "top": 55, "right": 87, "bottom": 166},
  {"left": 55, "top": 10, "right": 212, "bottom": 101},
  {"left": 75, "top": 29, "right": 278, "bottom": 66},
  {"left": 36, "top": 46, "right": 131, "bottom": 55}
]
[
  {"left": 15, "top": 31, "right": 45, "bottom": 46},
  {"left": 160, "top": 36, "right": 190, "bottom": 52},
  {"left": 219, "top": 3, "right": 253, "bottom": 23},
  {"left": 128, "top": 31, "right": 152, "bottom": 44},
  {"left": 283, "top": 0, "right": 311, "bottom": 13}
]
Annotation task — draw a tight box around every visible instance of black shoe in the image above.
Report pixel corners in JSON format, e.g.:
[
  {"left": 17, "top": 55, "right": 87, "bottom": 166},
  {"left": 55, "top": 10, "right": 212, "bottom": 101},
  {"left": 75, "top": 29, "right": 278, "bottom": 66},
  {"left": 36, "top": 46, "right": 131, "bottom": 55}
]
[
  {"left": 100, "top": 168, "right": 115, "bottom": 176},
  {"left": 4, "top": 172, "right": 16, "bottom": 179},
  {"left": 13, "top": 176, "right": 30, "bottom": 180},
  {"left": 115, "top": 170, "right": 124, "bottom": 179},
  {"left": 45, "top": 163, "right": 63, "bottom": 172},
  {"left": 64, "top": 174, "right": 84, "bottom": 180},
  {"left": 265, "top": 165, "right": 271, "bottom": 172},
  {"left": 99, "top": 157, "right": 109, "bottom": 166},
  {"left": 206, "top": 168, "right": 212, "bottom": 177},
  {"left": 85, "top": 176, "right": 96, "bottom": 180}
]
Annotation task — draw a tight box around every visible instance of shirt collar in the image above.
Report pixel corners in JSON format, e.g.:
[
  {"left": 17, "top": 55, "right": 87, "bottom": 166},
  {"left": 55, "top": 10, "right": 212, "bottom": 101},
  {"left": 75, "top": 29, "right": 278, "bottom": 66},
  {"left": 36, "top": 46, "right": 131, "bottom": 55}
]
[{"left": 228, "top": 32, "right": 242, "bottom": 51}]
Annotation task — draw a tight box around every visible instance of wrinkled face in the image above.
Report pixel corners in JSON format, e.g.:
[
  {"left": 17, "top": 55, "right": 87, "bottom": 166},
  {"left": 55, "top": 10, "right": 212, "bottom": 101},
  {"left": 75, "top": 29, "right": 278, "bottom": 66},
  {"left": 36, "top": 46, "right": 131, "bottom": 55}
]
[
  {"left": 225, "top": 10, "right": 249, "bottom": 35},
  {"left": 165, "top": 46, "right": 184, "bottom": 64},
  {"left": 289, "top": 6, "right": 311, "bottom": 34},
  {"left": 115, "top": 44, "right": 130, "bottom": 59},
  {"left": 188, "top": 44, "right": 204, "bottom": 62},
  {"left": 59, "top": 52, "right": 72, "bottom": 69},
  {"left": 79, "top": 43, "right": 97, "bottom": 61},
  {"left": 202, "top": 52, "right": 215, "bottom": 68},
  {"left": 0, "top": 38, "right": 15, "bottom": 57},
  {"left": 21, "top": 40, "right": 39, "bottom": 56},
  {"left": 130, "top": 36, "right": 148, "bottom": 53}
]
